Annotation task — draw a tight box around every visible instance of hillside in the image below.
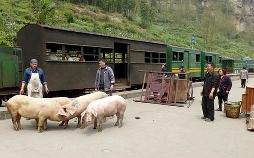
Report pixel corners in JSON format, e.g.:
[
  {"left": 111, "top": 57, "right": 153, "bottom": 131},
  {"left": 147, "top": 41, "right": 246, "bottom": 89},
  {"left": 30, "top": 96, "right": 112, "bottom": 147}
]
[{"left": 1, "top": 0, "right": 254, "bottom": 59}]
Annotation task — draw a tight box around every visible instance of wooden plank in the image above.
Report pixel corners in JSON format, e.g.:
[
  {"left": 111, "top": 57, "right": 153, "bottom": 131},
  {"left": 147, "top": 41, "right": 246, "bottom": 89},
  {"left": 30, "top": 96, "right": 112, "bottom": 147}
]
[
  {"left": 174, "top": 78, "right": 179, "bottom": 103},
  {"left": 140, "top": 72, "right": 147, "bottom": 101},
  {"left": 246, "top": 86, "right": 254, "bottom": 113},
  {"left": 241, "top": 93, "right": 247, "bottom": 113}
]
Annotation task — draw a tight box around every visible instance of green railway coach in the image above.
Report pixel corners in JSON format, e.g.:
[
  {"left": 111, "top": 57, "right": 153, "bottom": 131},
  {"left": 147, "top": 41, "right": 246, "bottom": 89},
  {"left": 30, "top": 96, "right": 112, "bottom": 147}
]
[
  {"left": 167, "top": 46, "right": 221, "bottom": 81},
  {"left": 222, "top": 59, "right": 246, "bottom": 74},
  {"left": 0, "top": 46, "right": 23, "bottom": 106}
]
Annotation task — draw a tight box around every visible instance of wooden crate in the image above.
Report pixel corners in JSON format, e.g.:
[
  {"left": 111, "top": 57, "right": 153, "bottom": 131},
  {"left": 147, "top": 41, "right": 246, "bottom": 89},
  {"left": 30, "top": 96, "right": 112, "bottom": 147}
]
[{"left": 172, "top": 79, "right": 188, "bottom": 103}]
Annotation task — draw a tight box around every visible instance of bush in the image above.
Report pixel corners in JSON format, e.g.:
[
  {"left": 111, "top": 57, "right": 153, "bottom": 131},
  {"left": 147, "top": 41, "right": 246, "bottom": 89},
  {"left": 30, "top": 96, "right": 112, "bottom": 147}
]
[{"left": 64, "top": 11, "right": 75, "bottom": 23}]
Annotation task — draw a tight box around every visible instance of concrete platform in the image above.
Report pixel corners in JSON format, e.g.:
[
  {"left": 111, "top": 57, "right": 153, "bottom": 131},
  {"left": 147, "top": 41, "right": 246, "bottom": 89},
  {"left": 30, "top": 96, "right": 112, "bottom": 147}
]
[{"left": 0, "top": 78, "right": 254, "bottom": 158}]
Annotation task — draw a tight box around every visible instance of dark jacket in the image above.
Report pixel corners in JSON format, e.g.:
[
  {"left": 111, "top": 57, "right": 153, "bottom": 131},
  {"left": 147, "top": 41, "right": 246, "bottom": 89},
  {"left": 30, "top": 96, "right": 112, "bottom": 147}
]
[
  {"left": 179, "top": 70, "right": 185, "bottom": 79},
  {"left": 202, "top": 71, "right": 218, "bottom": 97},
  {"left": 218, "top": 75, "right": 232, "bottom": 92},
  {"left": 161, "top": 67, "right": 167, "bottom": 72},
  {"left": 94, "top": 66, "right": 115, "bottom": 91}
]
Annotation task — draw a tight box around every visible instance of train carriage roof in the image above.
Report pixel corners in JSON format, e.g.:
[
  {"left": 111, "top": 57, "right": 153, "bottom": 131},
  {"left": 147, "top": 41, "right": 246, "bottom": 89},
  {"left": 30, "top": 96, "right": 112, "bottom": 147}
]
[{"left": 18, "top": 24, "right": 167, "bottom": 46}]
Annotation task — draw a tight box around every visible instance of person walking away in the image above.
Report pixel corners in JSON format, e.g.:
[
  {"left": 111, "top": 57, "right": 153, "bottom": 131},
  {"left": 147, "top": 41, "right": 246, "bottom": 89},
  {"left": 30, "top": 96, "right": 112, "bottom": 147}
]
[
  {"left": 240, "top": 67, "right": 248, "bottom": 88},
  {"left": 215, "top": 69, "right": 232, "bottom": 111},
  {"left": 200, "top": 62, "right": 218, "bottom": 122},
  {"left": 95, "top": 58, "right": 115, "bottom": 96}
]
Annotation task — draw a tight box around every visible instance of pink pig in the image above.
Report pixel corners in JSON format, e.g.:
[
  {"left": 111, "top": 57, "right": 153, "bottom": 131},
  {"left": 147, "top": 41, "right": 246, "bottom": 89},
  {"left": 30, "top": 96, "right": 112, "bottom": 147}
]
[{"left": 81, "top": 95, "right": 126, "bottom": 132}]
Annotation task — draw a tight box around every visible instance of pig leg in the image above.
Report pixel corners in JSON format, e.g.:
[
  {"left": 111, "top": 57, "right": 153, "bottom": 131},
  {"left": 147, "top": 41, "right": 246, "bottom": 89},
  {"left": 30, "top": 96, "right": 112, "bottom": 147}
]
[
  {"left": 16, "top": 114, "right": 23, "bottom": 130},
  {"left": 43, "top": 120, "right": 48, "bottom": 131},
  {"left": 93, "top": 118, "right": 97, "bottom": 129},
  {"left": 76, "top": 116, "right": 81, "bottom": 128},
  {"left": 35, "top": 119, "right": 39, "bottom": 129},
  {"left": 59, "top": 121, "right": 65, "bottom": 126},
  {"left": 97, "top": 117, "right": 103, "bottom": 132},
  {"left": 9, "top": 112, "right": 19, "bottom": 131},
  {"left": 11, "top": 115, "right": 19, "bottom": 131},
  {"left": 114, "top": 113, "right": 120, "bottom": 127},
  {"left": 81, "top": 116, "right": 86, "bottom": 129},
  {"left": 118, "top": 113, "right": 124, "bottom": 128},
  {"left": 38, "top": 118, "right": 46, "bottom": 133},
  {"left": 63, "top": 120, "right": 69, "bottom": 129}
]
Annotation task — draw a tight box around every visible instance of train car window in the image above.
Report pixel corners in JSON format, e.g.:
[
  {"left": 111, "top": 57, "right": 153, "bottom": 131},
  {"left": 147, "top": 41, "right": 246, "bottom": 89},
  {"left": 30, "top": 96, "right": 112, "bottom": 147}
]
[
  {"left": 152, "top": 53, "right": 159, "bottom": 63},
  {"left": 179, "top": 52, "right": 184, "bottom": 61},
  {"left": 196, "top": 54, "right": 200, "bottom": 62},
  {"left": 100, "top": 48, "right": 113, "bottom": 62},
  {"left": 145, "top": 52, "right": 151, "bottom": 63},
  {"left": 160, "top": 53, "right": 166, "bottom": 63},
  {"left": 205, "top": 56, "right": 212, "bottom": 63},
  {"left": 83, "top": 47, "right": 99, "bottom": 61},
  {"left": 46, "top": 43, "right": 64, "bottom": 60},
  {"left": 173, "top": 52, "right": 178, "bottom": 61},
  {"left": 115, "top": 53, "right": 123, "bottom": 63}
]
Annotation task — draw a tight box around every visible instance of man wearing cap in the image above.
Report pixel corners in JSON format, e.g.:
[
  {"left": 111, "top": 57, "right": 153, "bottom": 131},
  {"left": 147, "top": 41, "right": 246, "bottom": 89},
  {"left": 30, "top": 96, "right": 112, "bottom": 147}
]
[{"left": 20, "top": 59, "right": 49, "bottom": 96}]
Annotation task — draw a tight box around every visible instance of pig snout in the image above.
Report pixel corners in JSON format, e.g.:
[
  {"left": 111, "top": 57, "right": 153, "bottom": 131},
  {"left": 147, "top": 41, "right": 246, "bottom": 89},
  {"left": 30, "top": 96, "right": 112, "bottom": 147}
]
[{"left": 85, "top": 113, "right": 94, "bottom": 125}]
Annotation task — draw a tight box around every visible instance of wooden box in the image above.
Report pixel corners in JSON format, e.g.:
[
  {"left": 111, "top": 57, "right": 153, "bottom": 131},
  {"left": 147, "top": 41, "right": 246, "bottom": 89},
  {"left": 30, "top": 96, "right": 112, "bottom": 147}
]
[{"left": 172, "top": 79, "right": 188, "bottom": 103}]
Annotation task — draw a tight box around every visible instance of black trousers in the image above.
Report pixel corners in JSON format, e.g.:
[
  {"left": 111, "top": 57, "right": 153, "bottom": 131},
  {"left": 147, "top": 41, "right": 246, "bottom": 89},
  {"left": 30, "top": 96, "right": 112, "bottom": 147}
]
[
  {"left": 241, "top": 79, "right": 246, "bottom": 88},
  {"left": 202, "top": 96, "right": 215, "bottom": 120},
  {"left": 99, "top": 88, "right": 112, "bottom": 96},
  {"left": 217, "top": 91, "right": 228, "bottom": 109}
]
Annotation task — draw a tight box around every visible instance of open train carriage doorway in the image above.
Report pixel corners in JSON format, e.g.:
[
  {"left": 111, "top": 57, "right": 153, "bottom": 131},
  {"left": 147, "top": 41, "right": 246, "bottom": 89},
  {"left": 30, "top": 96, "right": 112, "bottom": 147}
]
[
  {"left": 101, "top": 43, "right": 130, "bottom": 90},
  {"left": 113, "top": 43, "right": 129, "bottom": 90}
]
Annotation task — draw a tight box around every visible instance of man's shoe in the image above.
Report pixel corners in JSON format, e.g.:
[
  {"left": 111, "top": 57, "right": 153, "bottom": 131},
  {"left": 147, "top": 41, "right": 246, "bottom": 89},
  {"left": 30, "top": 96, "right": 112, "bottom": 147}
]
[
  {"left": 205, "top": 118, "right": 213, "bottom": 122},
  {"left": 215, "top": 108, "right": 222, "bottom": 111},
  {"left": 201, "top": 116, "right": 206, "bottom": 119}
]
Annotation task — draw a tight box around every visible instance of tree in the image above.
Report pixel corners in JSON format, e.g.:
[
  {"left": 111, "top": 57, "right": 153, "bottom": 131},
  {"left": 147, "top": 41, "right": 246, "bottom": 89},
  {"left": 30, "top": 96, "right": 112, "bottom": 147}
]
[
  {"left": 140, "top": 0, "right": 150, "bottom": 28},
  {"left": 32, "top": 0, "right": 56, "bottom": 24}
]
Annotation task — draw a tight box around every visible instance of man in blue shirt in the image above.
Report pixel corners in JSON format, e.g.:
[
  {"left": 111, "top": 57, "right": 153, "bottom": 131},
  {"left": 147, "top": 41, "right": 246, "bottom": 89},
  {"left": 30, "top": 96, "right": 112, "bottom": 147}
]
[{"left": 20, "top": 59, "right": 49, "bottom": 95}]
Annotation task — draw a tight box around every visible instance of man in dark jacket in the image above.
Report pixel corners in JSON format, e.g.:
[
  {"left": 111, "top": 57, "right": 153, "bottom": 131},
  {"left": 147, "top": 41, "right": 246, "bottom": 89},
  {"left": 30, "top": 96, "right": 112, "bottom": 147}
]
[
  {"left": 200, "top": 62, "right": 218, "bottom": 122},
  {"left": 94, "top": 58, "right": 115, "bottom": 96}
]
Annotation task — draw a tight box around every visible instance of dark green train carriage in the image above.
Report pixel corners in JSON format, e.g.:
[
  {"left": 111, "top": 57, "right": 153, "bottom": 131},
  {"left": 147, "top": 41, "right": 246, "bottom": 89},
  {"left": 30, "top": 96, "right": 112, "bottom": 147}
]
[
  {"left": 222, "top": 59, "right": 246, "bottom": 74},
  {"left": 167, "top": 46, "right": 221, "bottom": 81},
  {"left": 0, "top": 46, "right": 23, "bottom": 106}
]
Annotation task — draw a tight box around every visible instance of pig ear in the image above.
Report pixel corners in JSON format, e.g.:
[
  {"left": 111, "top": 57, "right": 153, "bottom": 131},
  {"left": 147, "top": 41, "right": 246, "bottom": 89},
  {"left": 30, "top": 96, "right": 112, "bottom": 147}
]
[
  {"left": 92, "top": 111, "right": 97, "bottom": 117},
  {"left": 70, "top": 106, "right": 78, "bottom": 115},
  {"left": 58, "top": 108, "right": 67, "bottom": 117},
  {"left": 81, "top": 110, "right": 87, "bottom": 118}
]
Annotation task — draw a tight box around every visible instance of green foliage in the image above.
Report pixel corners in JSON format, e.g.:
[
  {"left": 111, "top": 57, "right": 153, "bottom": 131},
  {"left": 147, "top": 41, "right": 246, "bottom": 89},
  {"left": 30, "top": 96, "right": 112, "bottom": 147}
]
[
  {"left": 64, "top": 11, "right": 75, "bottom": 23},
  {"left": 140, "top": 0, "right": 150, "bottom": 28},
  {"left": 31, "top": 0, "right": 56, "bottom": 24}
]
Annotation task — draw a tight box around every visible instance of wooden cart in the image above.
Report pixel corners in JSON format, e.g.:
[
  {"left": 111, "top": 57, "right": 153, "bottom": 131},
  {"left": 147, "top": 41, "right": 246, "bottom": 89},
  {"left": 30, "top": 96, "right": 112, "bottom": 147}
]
[{"left": 134, "top": 70, "right": 194, "bottom": 107}]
